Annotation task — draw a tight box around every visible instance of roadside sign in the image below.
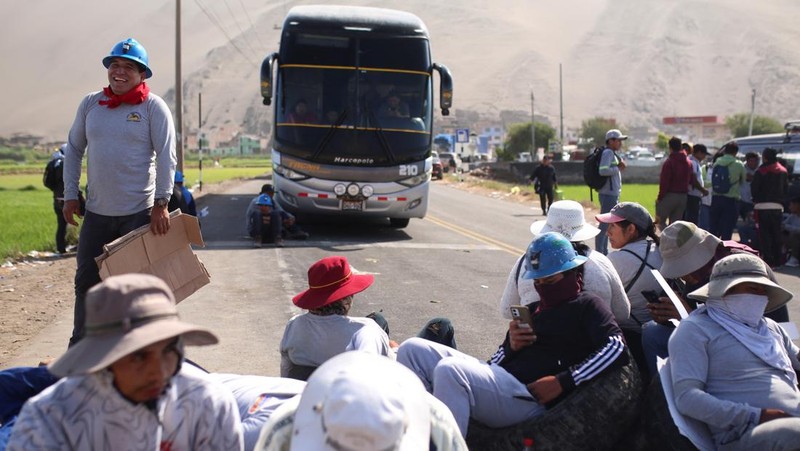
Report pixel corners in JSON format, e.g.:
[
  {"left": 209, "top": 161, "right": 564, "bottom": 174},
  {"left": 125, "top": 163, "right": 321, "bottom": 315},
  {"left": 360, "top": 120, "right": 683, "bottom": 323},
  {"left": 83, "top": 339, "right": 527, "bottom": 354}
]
[{"left": 456, "top": 128, "right": 469, "bottom": 143}]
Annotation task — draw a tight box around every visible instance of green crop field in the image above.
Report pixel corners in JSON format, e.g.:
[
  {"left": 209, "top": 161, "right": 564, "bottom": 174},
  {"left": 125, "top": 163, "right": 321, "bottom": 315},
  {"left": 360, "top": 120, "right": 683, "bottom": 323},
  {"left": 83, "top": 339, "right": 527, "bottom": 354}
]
[
  {"left": 557, "top": 184, "right": 659, "bottom": 217},
  {"left": 0, "top": 164, "right": 270, "bottom": 261}
]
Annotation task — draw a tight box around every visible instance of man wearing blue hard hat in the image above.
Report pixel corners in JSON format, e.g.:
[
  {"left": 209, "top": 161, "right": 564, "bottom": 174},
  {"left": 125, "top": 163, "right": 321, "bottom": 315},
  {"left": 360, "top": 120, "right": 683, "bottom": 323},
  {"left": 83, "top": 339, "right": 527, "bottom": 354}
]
[
  {"left": 397, "top": 232, "right": 629, "bottom": 439},
  {"left": 61, "top": 37, "right": 177, "bottom": 347}
]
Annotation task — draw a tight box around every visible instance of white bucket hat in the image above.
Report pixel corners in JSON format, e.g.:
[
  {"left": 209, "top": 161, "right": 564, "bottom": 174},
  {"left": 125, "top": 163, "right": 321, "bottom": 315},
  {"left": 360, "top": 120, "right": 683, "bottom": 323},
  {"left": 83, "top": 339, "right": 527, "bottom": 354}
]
[
  {"left": 530, "top": 200, "right": 600, "bottom": 242},
  {"left": 290, "top": 351, "right": 430, "bottom": 451},
  {"left": 688, "top": 253, "right": 792, "bottom": 313},
  {"left": 659, "top": 221, "right": 721, "bottom": 278}
]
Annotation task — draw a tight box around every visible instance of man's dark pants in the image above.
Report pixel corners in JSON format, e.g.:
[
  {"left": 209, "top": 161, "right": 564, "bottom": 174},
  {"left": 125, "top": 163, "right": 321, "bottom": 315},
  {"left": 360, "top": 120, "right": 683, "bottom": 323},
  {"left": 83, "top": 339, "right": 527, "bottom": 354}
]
[
  {"left": 70, "top": 209, "right": 151, "bottom": 346},
  {"left": 538, "top": 187, "right": 554, "bottom": 215},
  {"left": 53, "top": 199, "right": 67, "bottom": 253},
  {"left": 710, "top": 195, "right": 738, "bottom": 240},
  {"left": 756, "top": 209, "right": 784, "bottom": 267},
  {"left": 683, "top": 195, "right": 702, "bottom": 225}
]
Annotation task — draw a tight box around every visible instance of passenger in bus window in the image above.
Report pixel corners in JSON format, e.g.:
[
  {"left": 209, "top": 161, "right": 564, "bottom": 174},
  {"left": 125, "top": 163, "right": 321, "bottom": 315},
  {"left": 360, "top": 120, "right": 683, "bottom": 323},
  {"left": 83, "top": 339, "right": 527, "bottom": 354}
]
[
  {"left": 287, "top": 99, "right": 318, "bottom": 124},
  {"left": 377, "top": 91, "right": 409, "bottom": 118}
]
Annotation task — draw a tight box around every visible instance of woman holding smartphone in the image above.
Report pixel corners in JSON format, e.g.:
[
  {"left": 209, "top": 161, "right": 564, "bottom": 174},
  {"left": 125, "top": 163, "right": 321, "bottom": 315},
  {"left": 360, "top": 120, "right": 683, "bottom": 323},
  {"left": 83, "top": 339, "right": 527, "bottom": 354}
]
[{"left": 595, "top": 202, "right": 663, "bottom": 381}]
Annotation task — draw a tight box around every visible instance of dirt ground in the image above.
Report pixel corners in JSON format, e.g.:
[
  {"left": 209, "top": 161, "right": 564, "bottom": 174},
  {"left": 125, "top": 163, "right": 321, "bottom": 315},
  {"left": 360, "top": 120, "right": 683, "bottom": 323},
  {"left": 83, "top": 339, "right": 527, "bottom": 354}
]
[{"left": 0, "top": 175, "right": 585, "bottom": 367}]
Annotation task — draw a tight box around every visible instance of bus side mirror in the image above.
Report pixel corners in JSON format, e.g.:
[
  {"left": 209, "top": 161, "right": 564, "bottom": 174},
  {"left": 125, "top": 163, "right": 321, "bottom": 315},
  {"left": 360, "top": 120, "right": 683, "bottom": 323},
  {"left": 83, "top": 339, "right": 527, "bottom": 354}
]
[
  {"left": 261, "top": 53, "right": 279, "bottom": 106},
  {"left": 433, "top": 63, "right": 453, "bottom": 116}
]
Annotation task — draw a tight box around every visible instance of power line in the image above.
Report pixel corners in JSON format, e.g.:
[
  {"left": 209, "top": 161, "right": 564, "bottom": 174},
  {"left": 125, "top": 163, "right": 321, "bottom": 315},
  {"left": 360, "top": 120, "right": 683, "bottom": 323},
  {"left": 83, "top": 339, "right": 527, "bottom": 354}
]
[
  {"left": 193, "top": 0, "right": 258, "bottom": 67},
  {"left": 235, "top": 0, "right": 268, "bottom": 51},
  {"left": 220, "top": 0, "right": 261, "bottom": 56}
]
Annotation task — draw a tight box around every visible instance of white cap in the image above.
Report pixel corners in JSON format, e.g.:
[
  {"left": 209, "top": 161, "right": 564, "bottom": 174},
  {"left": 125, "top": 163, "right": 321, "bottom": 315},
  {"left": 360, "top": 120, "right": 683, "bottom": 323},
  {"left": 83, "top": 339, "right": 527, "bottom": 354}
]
[
  {"left": 605, "top": 129, "right": 628, "bottom": 141},
  {"left": 290, "top": 351, "right": 430, "bottom": 451}
]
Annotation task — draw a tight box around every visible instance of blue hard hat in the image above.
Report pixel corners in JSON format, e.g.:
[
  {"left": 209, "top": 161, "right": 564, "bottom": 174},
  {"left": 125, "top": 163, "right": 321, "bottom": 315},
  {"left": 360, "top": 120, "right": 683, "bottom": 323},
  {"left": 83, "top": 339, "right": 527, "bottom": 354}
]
[
  {"left": 174, "top": 171, "right": 184, "bottom": 183},
  {"left": 256, "top": 194, "right": 273, "bottom": 206},
  {"left": 102, "top": 38, "right": 152, "bottom": 79},
  {"left": 523, "top": 232, "right": 588, "bottom": 280}
]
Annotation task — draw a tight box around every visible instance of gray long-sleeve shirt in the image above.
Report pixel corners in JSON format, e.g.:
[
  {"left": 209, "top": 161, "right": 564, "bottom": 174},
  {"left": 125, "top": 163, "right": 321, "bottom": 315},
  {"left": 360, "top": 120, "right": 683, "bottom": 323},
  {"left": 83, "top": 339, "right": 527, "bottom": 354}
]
[
  {"left": 63, "top": 90, "right": 176, "bottom": 216},
  {"left": 668, "top": 309, "right": 800, "bottom": 446},
  {"left": 598, "top": 147, "right": 622, "bottom": 196}
]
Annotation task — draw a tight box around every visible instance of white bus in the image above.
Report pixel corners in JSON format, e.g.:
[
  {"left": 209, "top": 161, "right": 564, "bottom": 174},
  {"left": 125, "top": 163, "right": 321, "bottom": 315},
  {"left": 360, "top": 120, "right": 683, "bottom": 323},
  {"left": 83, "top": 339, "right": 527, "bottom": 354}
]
[{"left": 260, "top": 5, "right": 453, "bottom": 228}]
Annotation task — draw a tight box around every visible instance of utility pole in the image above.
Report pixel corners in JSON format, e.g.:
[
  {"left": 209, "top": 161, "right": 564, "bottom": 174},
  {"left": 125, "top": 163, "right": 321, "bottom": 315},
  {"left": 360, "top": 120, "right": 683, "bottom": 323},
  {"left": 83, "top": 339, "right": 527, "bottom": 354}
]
[
  {"left": 198, "top": 93, "right": 203, "bottom": 192},
  {"left": 530, "top": 88, "right": 536, "bottom": 161},
  {"left": 175, "top": 0, "right": 184, "bottom": 171},
  {"left": 559, "top": 63, "right": 564, "bottom": 148},
  {"left": 748, "top": 89, "right": 756, "bottom": 136}
]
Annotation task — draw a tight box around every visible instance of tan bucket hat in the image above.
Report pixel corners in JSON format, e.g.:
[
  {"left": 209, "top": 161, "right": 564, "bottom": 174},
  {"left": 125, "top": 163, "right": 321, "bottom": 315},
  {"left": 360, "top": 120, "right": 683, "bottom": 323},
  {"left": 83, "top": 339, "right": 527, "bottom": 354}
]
[
  {"left": 529, "top": 200, "right": 600, "bottom": 242},
  {"left": 49, "top": 274, "right": 218, "bottom": 377},
  {"left": 688, "top": 253, "right": 792, "bottom": 313},
  {"left": 659, "top": 221, "right": 721, "bottom": 278}
]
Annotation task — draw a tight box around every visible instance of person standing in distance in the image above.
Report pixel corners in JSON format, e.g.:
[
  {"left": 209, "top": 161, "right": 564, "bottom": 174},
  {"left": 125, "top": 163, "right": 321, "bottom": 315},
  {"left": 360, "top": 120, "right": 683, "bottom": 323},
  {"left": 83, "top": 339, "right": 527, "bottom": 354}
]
[
  {"left": 62, "top": 38, "right": 176, "bottom": 347},
  {"left": 529, "top": 154, "right": 558, "bottom": 215},
  {"left": 595, "top": 129, "right": 627, "bottom": 254}
]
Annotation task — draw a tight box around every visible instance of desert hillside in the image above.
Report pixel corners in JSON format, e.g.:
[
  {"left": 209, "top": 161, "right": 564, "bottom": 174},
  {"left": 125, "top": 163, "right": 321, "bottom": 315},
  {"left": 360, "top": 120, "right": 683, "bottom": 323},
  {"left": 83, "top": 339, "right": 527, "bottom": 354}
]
[{"left": 2, "top": 0, "right": 799, "bottom": 141}]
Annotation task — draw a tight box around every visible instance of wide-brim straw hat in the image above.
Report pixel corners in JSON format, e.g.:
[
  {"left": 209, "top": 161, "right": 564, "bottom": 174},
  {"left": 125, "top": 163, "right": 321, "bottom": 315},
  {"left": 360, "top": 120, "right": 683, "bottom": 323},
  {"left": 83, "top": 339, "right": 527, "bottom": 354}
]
[
  {"left": 659, "top": 221, "right": 721, "bottom": 278},
  {"left": 529, "top": 200, "right": 600, "bottom": 242},
  {"left": 49, "top": 274, "right": 217, "bottom": 377},
  {"left": 688, "top": 253, "right": 792, "bottom": 313},
  {"left": 293, "top": 256, "right": 374, "bottom": 310}
]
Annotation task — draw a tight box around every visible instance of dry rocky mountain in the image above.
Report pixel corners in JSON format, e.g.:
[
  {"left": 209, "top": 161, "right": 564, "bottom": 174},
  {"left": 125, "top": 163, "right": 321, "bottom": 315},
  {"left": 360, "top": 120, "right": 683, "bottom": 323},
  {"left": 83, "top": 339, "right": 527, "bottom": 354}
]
[{"left": 2, "top": 0, "right": 800, "bottom": 142}]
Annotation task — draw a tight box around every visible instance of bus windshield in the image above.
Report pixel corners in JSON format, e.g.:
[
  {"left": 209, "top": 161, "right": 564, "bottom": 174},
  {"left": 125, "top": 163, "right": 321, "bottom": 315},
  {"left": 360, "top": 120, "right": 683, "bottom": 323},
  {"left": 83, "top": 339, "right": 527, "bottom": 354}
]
[{"left": 274, "top": 35, "right": 433, "bottom": 165}]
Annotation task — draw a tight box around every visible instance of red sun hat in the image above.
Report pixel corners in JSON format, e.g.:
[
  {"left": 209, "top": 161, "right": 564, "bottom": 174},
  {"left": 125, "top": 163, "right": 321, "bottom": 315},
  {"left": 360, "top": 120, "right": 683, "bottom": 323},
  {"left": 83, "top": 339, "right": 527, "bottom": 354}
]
[{"left": 293, "top": 256, "right": 374, "bottom": 309}]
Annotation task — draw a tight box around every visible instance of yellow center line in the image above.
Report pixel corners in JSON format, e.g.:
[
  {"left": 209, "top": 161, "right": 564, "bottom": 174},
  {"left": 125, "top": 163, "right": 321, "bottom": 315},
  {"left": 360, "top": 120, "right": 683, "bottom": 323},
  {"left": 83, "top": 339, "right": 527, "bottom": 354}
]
[{"left": 426, "top": 215, "right": 526, "bottom": 256}]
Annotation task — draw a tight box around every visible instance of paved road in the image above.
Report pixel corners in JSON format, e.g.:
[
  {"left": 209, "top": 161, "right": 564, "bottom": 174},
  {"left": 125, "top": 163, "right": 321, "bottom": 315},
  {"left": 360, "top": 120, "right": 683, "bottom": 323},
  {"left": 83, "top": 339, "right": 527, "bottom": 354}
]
[{"left": 8, "top": 178, "right": 800, "bottom": 376}]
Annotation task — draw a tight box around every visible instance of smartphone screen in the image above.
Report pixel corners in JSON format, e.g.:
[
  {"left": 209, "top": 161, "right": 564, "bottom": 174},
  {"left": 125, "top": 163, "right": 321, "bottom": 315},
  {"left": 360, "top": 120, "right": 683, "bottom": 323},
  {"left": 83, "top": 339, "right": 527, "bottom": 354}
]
[
  {"left": 510, "top": 305, "right": 534, "bottom": 330},
  {"left": 641, "top": 290, "right": 661, "bottom": 304}
]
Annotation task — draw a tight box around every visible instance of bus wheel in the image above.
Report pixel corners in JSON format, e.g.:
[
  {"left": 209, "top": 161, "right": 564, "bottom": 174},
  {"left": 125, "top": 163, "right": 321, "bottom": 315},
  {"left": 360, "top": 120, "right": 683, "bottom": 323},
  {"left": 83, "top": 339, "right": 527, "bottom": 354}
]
[{"left": 389, "top": 218, "right": 410, "bottom": 228}]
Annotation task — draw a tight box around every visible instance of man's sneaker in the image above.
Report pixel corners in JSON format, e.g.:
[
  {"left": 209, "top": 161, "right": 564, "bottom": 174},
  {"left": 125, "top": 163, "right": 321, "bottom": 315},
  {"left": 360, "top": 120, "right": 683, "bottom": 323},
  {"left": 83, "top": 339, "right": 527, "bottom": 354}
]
[
  {"left": 253, "top": 241, "right": 263, "bottom": 248},
  {"left": 274, "top": 239, "right": 285, "bottom": 248},
  {"left": 786, "top": 256, "right": 800, "bottom": 267}
]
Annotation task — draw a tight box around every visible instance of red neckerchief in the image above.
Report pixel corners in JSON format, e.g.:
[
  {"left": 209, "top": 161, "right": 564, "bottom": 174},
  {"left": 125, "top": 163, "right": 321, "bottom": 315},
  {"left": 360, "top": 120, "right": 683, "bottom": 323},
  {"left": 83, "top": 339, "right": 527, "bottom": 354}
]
[{"left": 99, "top": 83, "right": 150, "bottom": 109}]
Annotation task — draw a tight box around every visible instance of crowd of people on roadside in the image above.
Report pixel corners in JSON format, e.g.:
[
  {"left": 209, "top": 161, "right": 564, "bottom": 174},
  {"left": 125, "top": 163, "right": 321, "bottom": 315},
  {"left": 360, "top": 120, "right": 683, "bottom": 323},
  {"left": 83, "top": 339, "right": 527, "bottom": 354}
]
[{"left": 14, "top": 34, "right": 800, "bottom": 450}]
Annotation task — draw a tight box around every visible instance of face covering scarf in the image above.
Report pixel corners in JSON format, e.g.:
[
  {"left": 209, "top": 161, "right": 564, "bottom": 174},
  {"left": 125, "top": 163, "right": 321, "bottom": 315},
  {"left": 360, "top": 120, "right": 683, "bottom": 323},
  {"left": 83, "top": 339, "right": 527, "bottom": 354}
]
[
  {"left": 99, "top": 83, "right": 150, "bottom": 109},
  {"left": 705, "top": 294, "right": 796, "bottom": 385},
  {"left": 534, "top": 270, "right": 582, "bottom": 312}
]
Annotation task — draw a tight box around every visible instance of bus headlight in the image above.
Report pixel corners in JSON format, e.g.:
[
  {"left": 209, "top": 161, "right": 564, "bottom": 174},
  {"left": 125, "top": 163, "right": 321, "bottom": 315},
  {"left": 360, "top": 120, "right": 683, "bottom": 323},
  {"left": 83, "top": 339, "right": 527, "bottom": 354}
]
[
  {"left": 346, "top": 183, "right": 361, "bottom": 197},
  {"left": 334, "top": 184, "right": 347, "bottom": 196},
  {"left": 274, "top": 164, "right": 308, "bottom": 181},
  {"left": 361, "top": 185, "right": 374, "bottom": 197},
  {"left": 397, "top": 172, "right": 431, "bottom": 187}
]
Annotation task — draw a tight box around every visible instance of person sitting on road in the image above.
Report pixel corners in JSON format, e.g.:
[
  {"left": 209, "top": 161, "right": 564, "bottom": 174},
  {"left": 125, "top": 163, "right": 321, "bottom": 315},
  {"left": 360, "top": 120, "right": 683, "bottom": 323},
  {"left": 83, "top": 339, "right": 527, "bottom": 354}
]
[
  {"left": 255, "top": 351, "right": 467, "bottom": 451},
  {"left": 174, "top": 170, "right": 196, "bottom": 216},
  {"left": 0, "top": 366, "right": 59, "bottom": 449},
  {"left": 279, "top": 256, "right": 392, "bottom": 380},
  {"left": 398, "top": 232, "right": 629, "bottom": 437},
  {"left": 6, "top": 274, "right": 244, "bottom": 450},
  {"left": 641, "top": 220, "right": 789, "bottom": 376},
  {"left": 499, "top": 200, "right": 631, "bottom": 326},
  {"left": 669, "top": 253, "right": 800, "bottom": 450},
  {"left": 263, "top": 184, "right": 308, "bottom": 240},
  {"left": 595, "top": 202, "right": 663, "bottom": 381},
  {"left": 251, "top": 194, "right": 283, "bottom": 248}
]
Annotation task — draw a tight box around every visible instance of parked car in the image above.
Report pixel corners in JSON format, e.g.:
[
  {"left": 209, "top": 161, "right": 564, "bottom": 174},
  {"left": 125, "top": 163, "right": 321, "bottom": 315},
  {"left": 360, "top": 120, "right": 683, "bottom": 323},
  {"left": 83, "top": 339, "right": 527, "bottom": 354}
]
[
  {"left": 727, "top": 120, "right": 800, "bottom": 198},
  {"left": 431, "top": 152, "right": 443, "bottom": 180},
  {"left": 439, "top": 151, "right": 462, "bottom": 173}
]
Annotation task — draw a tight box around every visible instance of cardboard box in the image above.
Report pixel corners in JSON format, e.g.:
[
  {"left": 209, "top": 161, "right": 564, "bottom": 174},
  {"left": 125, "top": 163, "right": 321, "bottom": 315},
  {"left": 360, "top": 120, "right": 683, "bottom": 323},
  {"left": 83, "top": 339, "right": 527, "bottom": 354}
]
[{"left": 95, "top": 211, "right": 210, "bottom": 303}]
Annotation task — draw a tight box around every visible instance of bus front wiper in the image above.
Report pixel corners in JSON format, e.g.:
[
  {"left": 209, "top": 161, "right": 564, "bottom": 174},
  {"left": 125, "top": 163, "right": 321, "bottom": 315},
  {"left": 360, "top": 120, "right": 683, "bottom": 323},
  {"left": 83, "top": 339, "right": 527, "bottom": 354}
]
[
  {"left": 312, "top": 109, "right": 349, "bottom": 160},
  {"left": 366, "top": 108, "right": 397, "bottom": 163}
]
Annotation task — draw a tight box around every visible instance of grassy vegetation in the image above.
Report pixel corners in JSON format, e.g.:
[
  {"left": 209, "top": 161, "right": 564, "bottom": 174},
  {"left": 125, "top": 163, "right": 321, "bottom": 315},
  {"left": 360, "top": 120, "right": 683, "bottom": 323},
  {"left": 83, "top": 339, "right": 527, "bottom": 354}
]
[
  {"left": 454, "top": 175, "right": 659, "bottom": 217},
  {"left": 0, "top": 159, "right": 271, "bottom": 261}
]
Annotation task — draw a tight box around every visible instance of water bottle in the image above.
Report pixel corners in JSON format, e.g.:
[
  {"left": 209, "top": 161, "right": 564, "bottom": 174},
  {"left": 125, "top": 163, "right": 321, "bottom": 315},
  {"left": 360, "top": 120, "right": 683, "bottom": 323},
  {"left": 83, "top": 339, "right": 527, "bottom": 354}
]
[{"left": 522, "top": 437, "right": 535, "bottom": 451}]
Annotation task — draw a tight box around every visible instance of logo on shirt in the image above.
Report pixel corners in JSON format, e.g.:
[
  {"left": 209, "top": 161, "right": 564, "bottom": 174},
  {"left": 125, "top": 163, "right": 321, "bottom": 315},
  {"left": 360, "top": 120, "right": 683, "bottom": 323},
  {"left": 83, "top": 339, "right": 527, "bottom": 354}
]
[
  {"left": 127, "top": 112, "right": 141, "bottom": 122},
  {"left": 248, "top": 393, "right": 268, "bottom": 414}
]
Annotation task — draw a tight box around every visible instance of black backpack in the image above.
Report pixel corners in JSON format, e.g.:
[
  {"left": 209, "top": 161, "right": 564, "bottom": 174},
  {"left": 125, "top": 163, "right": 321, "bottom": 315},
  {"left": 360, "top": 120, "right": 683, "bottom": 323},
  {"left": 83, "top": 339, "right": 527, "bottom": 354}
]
[
  {"left": 43, "top": 158, "right": 63, "bottom": 192},
  {"left": 583, "top": 147, "right": 609, "bottom": 191}
]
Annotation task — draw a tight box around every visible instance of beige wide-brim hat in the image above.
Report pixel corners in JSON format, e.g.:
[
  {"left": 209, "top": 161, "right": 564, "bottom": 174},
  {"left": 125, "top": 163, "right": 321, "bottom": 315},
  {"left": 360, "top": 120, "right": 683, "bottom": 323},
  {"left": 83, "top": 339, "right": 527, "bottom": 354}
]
[
  {"left": 290, "top": 351, "right": 430, "bottom": 451},
  {"left": 659, "top": 221, "right": 721, "bottom": 278},
  {"left": 688, "top": 253, "right": 792, "bottom": 313},
  {"left": 49, "top": 274, "right": 217, "bottom": 378},
  {"left": 529, "top": 200, "right": 600, "bottom": 242}
]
